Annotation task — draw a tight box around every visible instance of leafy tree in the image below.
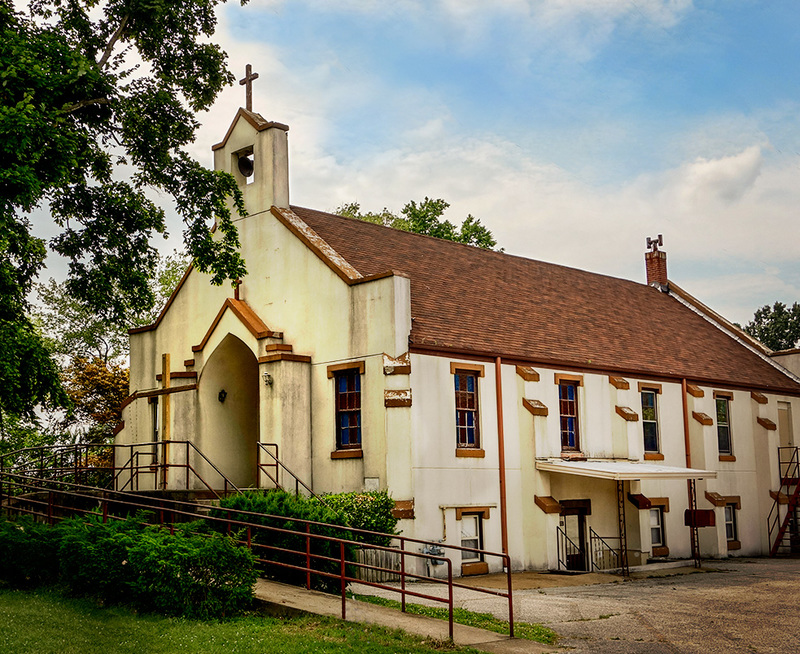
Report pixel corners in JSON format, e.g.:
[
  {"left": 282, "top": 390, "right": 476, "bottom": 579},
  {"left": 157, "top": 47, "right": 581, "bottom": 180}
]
[
  {"left": 60, "top": 357, "right": 129, "bottom": 443},
  {"left": 36, "top": 250, "right": 190, "bottom": 364},
  {"left": 32, "top": 250, "right": 188, "bottom": 442},
  {"left": 744, "top": 301, "right": 800, "bottom": 352},
  {"left": 1, "top": 0, "right": 248, "bottom": 423},
  {"left": 336, "top": 197, "right": 500, "bottom": 250}
]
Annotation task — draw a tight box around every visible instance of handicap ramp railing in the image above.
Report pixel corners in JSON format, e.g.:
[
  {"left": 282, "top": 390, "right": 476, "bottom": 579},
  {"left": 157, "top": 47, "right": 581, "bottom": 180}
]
[
  {"left": 0, "top": 469, "right": 515, "bottom": 640},
  {"left": 0, "top": 441, "right": 241, "bottom": 501}
]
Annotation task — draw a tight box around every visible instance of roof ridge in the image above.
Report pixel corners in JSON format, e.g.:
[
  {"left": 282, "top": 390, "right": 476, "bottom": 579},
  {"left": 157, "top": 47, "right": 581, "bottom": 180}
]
[{"left": 291, "top": 205, "right": 648, "bottom": 288}]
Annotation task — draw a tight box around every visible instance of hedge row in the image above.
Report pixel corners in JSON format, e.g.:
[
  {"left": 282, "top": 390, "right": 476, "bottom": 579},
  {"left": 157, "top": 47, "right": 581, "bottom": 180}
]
[
  {"left": 214, "top": 491, "right": 357, "bottom": 593},
  {"left": 0, "top": 516, "right": 255, "bottom": 619}
]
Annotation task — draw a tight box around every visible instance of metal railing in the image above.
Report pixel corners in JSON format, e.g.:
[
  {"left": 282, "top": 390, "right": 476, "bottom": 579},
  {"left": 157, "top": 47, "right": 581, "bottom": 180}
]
[
  {"left": 0, "top": 463, "right": 515, "bottom": 639},
  {"left": 589, "top": 528, "right": 621, "bottom": 571},
  {"left": 0, "top": 441, "right": 241, "bottom": 501},
  {"left": 556, "top": 525, "right": 585, "bottom": 572},
  {"left": 768, "top": 446, "right": 800, "bottom": 556}
]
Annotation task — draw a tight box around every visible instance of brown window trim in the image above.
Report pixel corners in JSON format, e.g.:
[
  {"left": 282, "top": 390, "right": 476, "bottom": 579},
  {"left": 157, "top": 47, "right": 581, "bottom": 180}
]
[
  {"left": 650, "top": 497, "right": 670, "bottom": 512},
  {"left": 644, "top": 452, "right": 665, "bottom": 461},
  {"left": 554, "top": 373, "right": 583, "bottom": 386},
  {"left": 651, "top": 546, "right": 670, "bottom": 558},
  {"left": 719, "top": 454, "right": 736, "bottom": 462},
  {"left": 454, "top": 368, "right": 481, "bottom": 449},
  {"left": 456, "top": 448, "right": 485, "bottom": 458},
  {"left": 726, "top": 540, "right": 741, "bottom": 551},
  {"left": 450, "top": 362, "right": 485, "bottom": 377},
  {"left": 455, "top": 506, "right": 491, "bottom": 520},
  {"left": 638, "top": 382, "right": 662, "bottom": 393},
  {"left": 713, "top": 390, "right": 734, "bottom": 400},
  {"left": 331, "top": 449, "right": 363, "bottom": 459},
  {"left": 327, "top": 361, "right": 365, "bottom": 378}
]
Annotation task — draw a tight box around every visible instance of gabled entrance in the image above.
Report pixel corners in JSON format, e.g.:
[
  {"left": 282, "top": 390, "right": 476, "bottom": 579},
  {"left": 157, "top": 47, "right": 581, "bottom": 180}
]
[{"left": 198, "top": 334, "right": 259, "bottom": 488}]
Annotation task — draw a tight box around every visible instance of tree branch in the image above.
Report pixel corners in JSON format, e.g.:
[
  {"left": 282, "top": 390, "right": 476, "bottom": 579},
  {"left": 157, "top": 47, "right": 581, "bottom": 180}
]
[
  {"left": 98, "top": 14, "right": 130, "bottom": 69},
  {"left": 61, "top": 98, "right": 110, "bottom": 114}
]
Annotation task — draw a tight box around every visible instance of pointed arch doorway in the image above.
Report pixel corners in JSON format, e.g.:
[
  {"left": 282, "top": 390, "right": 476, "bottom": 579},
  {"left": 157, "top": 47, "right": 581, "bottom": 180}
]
[{"left": 198, "top": 334, "right": 259, "bottom": 489}]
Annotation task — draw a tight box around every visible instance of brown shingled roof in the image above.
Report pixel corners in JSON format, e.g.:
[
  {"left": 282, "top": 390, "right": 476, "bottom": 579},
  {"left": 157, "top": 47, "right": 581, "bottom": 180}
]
[{"left": 292, "top": 206, "right": 800, "bottom": 394}]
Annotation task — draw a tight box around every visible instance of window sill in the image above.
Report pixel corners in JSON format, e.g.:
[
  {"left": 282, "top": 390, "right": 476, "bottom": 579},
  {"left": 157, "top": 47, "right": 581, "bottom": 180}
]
[
  {"left": 456, "top": 448, "right": 485, "bottom": 458},
  {"left": 331, "top": 449, "right": 363, "bottom": 460},
  {"left": 651, "top": 546, "right": 669, "bottom": 558},
  {"left": 644, "top": 452, "right": 665, "bottom": 461},
  {"left": 719, "top": 455, "right": 736, "bottom": 462},
  {"left": 561, "top": 452, "right": 586, "bottom": 460},
  {"left": 727, "top": 540, "right": 741, "bottom": 551},
  {"left": 461, "top": 561, "right": 488, "bottom": 576}
]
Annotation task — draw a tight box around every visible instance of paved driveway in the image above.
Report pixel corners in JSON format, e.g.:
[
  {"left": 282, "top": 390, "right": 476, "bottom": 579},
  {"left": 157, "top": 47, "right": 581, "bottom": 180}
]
[
  {"left": 462, "top": 559, "right": 800, "bottom": 653},
  {"left": 357, "top": 558, "right": 800, "bottom": 653}
]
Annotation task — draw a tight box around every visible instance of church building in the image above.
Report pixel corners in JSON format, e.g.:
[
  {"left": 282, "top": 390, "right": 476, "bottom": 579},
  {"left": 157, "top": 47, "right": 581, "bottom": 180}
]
[{"left": 116, "top": 95, "right": 800, "bottom": 575}]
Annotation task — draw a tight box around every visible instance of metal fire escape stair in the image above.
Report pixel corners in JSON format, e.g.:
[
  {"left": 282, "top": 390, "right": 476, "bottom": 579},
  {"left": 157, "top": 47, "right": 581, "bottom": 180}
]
[{"left": 768, "top": 446, "right": 800, "bottom": 556}]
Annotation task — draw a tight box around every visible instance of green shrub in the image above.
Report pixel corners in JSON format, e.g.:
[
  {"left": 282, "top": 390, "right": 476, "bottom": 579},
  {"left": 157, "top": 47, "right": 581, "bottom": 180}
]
[
  {"left": 316, "top": 490, "right": 399, "bottom": 546},
  {"left": 0, "top": 517, "right": 61, "bottom": 588},
  {"left": 127, "top": 525, "right": 256, "bottom": 619},
  {"left": 58, "top": 516, "right": 141, "bottom": 604},
  {"left": 214, "top": 490, "right": 357, "bottom": 593},
  {"left": 57, "top": 516, "right": 255, "bottom": 619}
]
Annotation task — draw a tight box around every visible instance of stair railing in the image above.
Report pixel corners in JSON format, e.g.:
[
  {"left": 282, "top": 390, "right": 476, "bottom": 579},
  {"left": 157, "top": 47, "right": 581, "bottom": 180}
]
[
  {"left": 768, "top": 446, "right": 800, "bottom": 556},
  {"left": 557, "top": 525, "right": 586, "bottom": 572},
  {"left": 257, "top": 443, "right": 334, "bottom": 511},
  {"left": 589, "top": 527, "right": 621, "bottom": 571}
]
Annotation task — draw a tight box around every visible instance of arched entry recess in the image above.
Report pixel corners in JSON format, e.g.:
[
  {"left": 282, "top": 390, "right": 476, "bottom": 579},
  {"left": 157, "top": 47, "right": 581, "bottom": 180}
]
[{"left": 197, "top": 334, "right": 259, "bottom": 489}]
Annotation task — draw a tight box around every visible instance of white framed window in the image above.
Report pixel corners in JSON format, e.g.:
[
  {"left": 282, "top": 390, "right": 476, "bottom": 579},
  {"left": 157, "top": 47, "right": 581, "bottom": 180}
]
[
  {"left": 650, "top": 507, "right": 665, "bottom": 547},
  {"left": 724, "top": 504, "right": 738, "bottom": 542},
  {"left": 641, "top": 390, "right": 660, "bottom": 453},
  {"left": 460, "top": 514, "right": 483, "bottom": 562},
  {"left": 716, "top": 395, "right": 733, "bottom": 455}
]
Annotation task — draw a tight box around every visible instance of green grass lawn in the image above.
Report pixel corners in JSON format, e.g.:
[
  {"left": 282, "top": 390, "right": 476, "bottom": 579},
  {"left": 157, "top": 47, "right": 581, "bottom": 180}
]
[
  {"left": 0, "top": 588, "right": 481, "bottom": 654},
  {"left": 354, "top": 594, "right": 557, "bottom": 644}
]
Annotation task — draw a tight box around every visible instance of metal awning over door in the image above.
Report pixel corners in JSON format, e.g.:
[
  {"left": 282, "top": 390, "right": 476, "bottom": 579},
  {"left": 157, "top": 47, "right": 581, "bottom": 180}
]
[{"left": 536, "top": 459, "right": 716, "bottom": 480}]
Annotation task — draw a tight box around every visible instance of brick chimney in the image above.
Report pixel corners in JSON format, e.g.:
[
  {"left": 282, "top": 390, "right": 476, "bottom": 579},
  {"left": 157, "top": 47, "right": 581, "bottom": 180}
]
[{"left": 645, "top": 235, "right": 668, "bottom": 289}]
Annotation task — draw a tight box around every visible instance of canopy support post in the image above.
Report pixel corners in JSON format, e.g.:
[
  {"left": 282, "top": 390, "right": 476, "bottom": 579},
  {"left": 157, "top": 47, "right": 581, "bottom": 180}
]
[{"left": 616, "top": 479, "right": 630, "bottom": 577}]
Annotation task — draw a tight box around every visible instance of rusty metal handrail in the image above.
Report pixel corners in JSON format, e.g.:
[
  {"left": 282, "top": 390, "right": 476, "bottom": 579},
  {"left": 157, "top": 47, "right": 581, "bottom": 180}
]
[
  {"left": 0, "top": 470, "right": 514, "bottom": 639},
  {"left": 768, "top": 446, "right": 800, "bottom": 555},
  {"left": 2, "top": 441, "right": 241, "bottom": 499}
]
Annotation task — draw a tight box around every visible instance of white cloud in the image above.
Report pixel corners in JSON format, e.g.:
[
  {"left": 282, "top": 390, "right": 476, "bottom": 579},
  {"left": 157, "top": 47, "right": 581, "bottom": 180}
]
[
  {"left": 246, "top": 0, "right": 693, "bottom": 60},
  {"left": 185, "top": 0, "right": 797, "bottom": 327}
]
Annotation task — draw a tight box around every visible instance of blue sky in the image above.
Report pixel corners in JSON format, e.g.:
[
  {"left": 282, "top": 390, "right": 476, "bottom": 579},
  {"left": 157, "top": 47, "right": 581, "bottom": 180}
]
[{"left": 195, "top": 1, "right": 797, "bottom": 324}]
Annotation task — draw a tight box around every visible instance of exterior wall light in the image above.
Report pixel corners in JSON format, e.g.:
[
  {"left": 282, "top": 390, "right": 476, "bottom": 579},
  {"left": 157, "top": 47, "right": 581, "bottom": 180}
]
[{"left": 262, "top": 371, "right": 273, "bottom": 386}]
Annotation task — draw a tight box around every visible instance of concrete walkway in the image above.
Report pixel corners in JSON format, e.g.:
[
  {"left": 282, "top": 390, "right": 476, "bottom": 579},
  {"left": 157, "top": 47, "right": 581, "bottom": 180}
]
[{"left": 253, "top": 578, "right": 557, "bottom": 653}]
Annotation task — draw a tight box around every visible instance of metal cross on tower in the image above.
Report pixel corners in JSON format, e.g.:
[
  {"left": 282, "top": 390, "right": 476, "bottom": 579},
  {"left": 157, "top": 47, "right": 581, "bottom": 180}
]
[{"left": 239, "top": 64, "right": 259, "bottom": 112}]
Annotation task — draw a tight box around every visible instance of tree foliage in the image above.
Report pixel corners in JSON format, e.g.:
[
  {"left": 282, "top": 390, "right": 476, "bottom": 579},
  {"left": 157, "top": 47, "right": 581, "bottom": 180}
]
[
  {"left": 336, "top": 197, "right": 500, "bottom": 250},
  {"left": 36, "top": 250, "right": 189, "bottom": 364},
  {"left": 31, "top": 250, "right": 187, "bottom": 442},
  {"left": 744, "top": 301, "right": 800, "bottom": 352},
  {"left": 0, "top": 0, "right": 247, "bottom": 421},
  {"left": 60, "top": 357, "right": 129, "bottom": 443}
]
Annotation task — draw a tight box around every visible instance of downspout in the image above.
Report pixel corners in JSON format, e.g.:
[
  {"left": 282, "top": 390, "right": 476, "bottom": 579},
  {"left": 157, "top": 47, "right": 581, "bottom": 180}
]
[
  {"left": 495, "top": 357, "right": 509, "bottom": 559},
  {"left": 682, "top": 378, "right": 700, "bottom": 565},
  {"left": 681, "top": 379, "right": 692, "bottom": 468}
]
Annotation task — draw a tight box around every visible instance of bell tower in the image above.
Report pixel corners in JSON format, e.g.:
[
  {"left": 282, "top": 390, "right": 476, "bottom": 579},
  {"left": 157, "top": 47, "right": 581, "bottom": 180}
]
[{"left": 211, "top": 64, "right": 289, "bottom": 213}]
